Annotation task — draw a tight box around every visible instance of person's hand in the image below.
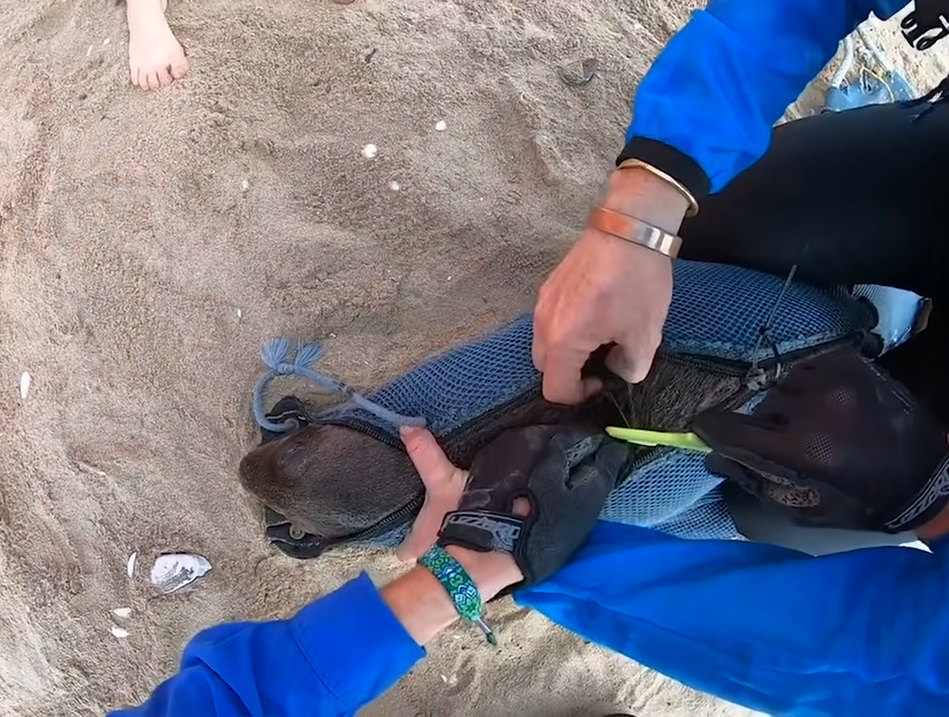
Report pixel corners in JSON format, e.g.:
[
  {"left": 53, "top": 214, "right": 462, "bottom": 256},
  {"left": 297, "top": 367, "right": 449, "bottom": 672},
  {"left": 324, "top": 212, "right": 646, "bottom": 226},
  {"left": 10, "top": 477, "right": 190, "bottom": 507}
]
[
  {"left": 396, "top": 426, "right": 469, "bottom": 561},
  {"left": 396, "top": 424, "right": 629, "bottom": 589},
  {"left": 435, "top": 424, "right": 628, "bottom": 587},
  {"left": 396, "top": 426, "right": 523, "bottom": 596},
  {"left": 533, "top": 168, "right": 689, "bottom": 404}
]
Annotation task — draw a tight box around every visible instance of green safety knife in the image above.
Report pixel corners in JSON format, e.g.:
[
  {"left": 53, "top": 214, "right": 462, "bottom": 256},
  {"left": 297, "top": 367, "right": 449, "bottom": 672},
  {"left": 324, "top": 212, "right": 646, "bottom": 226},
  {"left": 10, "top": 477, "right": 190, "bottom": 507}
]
[{"left": 605, "top": 426, "right": 711, "bottom": 453}]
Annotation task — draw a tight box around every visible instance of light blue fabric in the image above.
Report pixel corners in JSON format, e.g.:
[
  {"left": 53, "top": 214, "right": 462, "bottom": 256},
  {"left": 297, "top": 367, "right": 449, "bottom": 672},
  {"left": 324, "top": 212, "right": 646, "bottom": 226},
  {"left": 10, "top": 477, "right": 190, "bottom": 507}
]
[{"left": 854, "top": 284, "right": 924, "bottom": 350}]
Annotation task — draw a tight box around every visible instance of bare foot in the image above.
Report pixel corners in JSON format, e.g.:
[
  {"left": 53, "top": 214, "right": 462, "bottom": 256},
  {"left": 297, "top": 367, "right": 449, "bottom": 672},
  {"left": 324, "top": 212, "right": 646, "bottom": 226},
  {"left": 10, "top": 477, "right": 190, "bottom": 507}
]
[{"left": 126, "top": 0, "right": 189, "bottom": 91}]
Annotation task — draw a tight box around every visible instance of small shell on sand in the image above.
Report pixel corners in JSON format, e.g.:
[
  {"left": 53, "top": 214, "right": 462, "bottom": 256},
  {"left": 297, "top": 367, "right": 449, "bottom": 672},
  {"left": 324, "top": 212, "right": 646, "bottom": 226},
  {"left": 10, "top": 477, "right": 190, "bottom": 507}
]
[
  {"left": 113, "top": 607, "right": 132, "bottom": 619},
  {"left": 110, "top": 625, "right": 129, "bottom": 639},
  {"left": 435, "top": 120, "right": 447, "bottom": 131},
  {"left": 388, "top": 180, "right": 401, "bottom": 191},
  {"left": 127, "top": 552, "right": 138, "bottom": 579},
  {"left": 361, "top": 143, "right": 378, "bottom": 159},
  {"left": 150, "top": 553, "right": 212, "bottom": 594},
  {"left": 240, "top": 179, "right": 249, "bottom": 192},
  {"left": 558, "top": 57, "right": 599, "bottom": 87},
  {"left": 19, "top": 372, "right": 31, "bottom": 400}
]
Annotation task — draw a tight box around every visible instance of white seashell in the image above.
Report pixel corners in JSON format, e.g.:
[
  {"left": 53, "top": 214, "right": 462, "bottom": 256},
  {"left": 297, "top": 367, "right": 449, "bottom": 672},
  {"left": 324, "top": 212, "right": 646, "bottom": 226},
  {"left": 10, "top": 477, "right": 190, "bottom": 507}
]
[
  {"left": 113, "top": 607, "right": 132, "bottom": 619},
  {"left": 150, "top": 553, "right": 212, "bottom": 594},
  {"left": 435, "top": 120, "right": 447, "bottom": 131},
  {"left": 19, "top": 372, "right": 30, "bottom": 400},
  {"left": 76, "top": 461, "right": 107, "bottom": 477},
  {"left": 388, "top": 180, "right": 400, "bottom": 192},
  {"left": 111, "top": 625, "right": 129, "bottom": 639},
  {"left": 127, "top": 552, "right": 137, "bottom": 579},
  {"left": 236, "top": 308, "right": 243, "bottom": 320},
  {"left": 361, "top": 144, "right": 378, "bottom": 159},
  {"left": 240, "top": 179, "right": 249, "bottom": 192}
]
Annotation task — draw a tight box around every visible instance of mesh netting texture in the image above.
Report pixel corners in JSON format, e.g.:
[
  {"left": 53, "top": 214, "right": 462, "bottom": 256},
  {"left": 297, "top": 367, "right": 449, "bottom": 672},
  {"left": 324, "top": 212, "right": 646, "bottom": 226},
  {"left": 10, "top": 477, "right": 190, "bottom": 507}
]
[{"left": 317, "top": 261, "right": 872, "bottom": 542}]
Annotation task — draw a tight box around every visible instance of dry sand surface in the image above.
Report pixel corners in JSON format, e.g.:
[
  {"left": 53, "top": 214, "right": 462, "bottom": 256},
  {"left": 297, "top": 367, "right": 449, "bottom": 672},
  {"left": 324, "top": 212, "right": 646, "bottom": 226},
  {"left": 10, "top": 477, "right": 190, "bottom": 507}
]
[{"left": 0, "top": 1, "right": 945, "bottom": 715}]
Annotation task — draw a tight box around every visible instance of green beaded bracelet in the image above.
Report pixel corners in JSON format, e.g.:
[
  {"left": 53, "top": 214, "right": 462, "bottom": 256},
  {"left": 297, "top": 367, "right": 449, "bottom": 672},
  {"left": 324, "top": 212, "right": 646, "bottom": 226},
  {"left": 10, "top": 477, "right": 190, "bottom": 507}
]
[{"left": 418, "top": 545, "right": 497, "bottom": 645}]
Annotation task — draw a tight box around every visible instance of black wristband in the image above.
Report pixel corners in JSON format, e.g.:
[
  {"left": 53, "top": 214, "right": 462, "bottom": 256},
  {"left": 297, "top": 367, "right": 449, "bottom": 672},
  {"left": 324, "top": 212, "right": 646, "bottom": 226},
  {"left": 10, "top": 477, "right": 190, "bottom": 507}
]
[{"left": 616, "top": 137, "right": 711, "bottom": 201}]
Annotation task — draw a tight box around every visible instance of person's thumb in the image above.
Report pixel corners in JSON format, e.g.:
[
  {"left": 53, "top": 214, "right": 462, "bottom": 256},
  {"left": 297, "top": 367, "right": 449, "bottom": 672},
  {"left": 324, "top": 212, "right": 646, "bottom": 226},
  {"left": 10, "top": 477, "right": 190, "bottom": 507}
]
[
  {"left": 606, "top": 339, "right": 657, "bottom": 384},
  {"left": 400, "top": 426, "right": 454, "bottom": 484},
  {"left": 397, "top": 426, "right": 467, "bottom": 561}
]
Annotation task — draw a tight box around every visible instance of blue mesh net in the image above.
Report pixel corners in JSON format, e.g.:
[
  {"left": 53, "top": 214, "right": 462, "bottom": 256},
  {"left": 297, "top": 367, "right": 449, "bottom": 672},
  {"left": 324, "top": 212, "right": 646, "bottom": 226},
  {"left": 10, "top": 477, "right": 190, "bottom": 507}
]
[{"left": 315, "top": 261, "right": 873, "bottom": 543}]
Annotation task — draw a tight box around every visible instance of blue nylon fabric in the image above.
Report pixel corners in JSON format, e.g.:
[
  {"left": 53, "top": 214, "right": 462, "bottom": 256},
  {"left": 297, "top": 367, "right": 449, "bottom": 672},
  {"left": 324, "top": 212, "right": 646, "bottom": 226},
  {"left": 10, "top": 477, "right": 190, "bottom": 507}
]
[
  {"left": 517, "top": 521, "right": 949, "bottom": 716},
  {"left": 625, "top": 1, "right": 914, "bottom": 192}
]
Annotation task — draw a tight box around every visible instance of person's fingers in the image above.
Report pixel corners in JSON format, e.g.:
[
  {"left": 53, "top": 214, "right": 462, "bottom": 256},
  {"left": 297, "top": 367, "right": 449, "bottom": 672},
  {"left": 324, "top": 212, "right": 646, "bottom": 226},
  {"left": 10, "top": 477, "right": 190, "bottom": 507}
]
[
  {"left": 606, "top": 336, "right": 659, "bottom": 385},
  {"left": 541, "top": 350, "right": 602, "bottom": 404},
  {"left": 397, "top": 427, "right": 468, "bottom": 561}
]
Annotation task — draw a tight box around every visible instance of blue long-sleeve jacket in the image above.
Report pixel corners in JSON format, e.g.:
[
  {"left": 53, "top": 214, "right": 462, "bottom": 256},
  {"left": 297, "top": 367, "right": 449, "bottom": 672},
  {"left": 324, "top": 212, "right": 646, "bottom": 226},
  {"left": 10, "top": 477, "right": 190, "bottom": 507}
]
[
  {"left": 623, "top": 0, "right": 910, "bottom": 196},
  {"left": 111, "top": 522, "right": 949, "bottom": 716},
  {"left": 110, "top": 573, "right": 424, "bottom": 717}
]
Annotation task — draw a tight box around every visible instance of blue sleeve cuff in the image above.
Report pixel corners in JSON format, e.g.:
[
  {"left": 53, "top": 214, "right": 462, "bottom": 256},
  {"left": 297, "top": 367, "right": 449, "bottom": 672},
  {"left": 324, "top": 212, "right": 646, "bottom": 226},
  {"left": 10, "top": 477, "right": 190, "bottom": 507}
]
[
  {"left": 624, "top": 1, "right": 860, "bottom": 193},
  {"left": 290, "top": 573, "right": 425, "bottom": 706}
]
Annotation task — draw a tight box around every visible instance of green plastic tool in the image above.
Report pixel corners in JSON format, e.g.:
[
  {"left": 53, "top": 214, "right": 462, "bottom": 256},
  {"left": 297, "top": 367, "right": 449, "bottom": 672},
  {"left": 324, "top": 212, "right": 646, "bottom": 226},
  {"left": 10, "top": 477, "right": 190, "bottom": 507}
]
[{"left": 605, "top": 426, "right": 711, "bottom": 453}]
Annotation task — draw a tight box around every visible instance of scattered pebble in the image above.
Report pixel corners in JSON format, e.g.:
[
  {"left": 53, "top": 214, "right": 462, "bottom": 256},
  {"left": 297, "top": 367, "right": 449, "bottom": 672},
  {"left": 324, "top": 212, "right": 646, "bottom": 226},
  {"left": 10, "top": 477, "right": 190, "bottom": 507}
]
[
  {"left": 435, "top": 120, "right": 447, "bottom": 132},
  {"left": 236, "top": 308, "right": 243, "bottom": 320},
  {"left": 103, "top": 37, "right": 110, "bottom": 46},
  {"left": 111, "top": 625, "right": 129, "bottom": 639},
  {"left": 240, "top": 179, "right": 249, "bottom": 192},
  {"left": 113, "top": 607, "right": 132, "bottom": 619},
  {"left": 127, "top": 552, "right": 138, "bottom": 579},
  {"left": 388, "top": 180, "right": 401, "bottom": 192},
  {"left": 19, "top": 371, "right": 30, "bottom": 401},
  {"left": 150, "top": 553, "right": 212, "bottom": 594},
  {"left": 361, "top": 143, "right": 378, "bottom": 159}
]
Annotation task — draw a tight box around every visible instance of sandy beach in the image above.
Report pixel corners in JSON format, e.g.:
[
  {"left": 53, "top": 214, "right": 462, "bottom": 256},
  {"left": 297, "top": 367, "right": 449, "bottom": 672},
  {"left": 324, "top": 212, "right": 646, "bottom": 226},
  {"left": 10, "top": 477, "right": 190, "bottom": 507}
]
[{"left": 0, "top": 1, "right": 945, "bottom": 714}]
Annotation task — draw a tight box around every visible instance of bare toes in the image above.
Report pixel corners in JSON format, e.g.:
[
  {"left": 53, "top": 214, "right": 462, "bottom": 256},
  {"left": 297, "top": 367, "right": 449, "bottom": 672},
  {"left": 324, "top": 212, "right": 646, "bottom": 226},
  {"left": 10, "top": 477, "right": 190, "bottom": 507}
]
[{"left": 170, "top": 55, "right": 189, "bottom": 80}]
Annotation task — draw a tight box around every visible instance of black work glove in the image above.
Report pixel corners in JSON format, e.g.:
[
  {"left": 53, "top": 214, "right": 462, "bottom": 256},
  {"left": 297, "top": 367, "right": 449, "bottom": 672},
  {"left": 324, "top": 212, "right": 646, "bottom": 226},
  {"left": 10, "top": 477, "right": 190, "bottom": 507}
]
[
  {"left": 693, "top": 345, "right": 949, "bottom": 533},
  {"left": 437, "top": 424, "right": 630, "bottom": 587}
]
